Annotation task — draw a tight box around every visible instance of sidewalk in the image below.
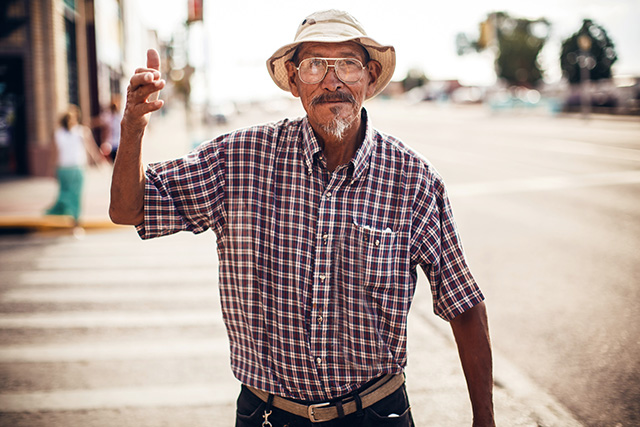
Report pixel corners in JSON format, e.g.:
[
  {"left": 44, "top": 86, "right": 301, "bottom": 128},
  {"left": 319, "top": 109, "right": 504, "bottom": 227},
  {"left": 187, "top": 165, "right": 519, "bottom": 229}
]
[
  {"left": 0, "top": 102, "right": 585, "bottom": 425},
  {"left": 0, "top": 165, "right": 117, "bottom": 232},
  {"left": 0, "top": 103, "right": 204, "bottom": 233}
]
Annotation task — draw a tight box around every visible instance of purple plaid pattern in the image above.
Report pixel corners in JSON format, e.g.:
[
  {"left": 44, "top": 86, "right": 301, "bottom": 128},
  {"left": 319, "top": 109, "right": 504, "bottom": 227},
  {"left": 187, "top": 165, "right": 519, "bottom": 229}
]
[{"left": 136, "top": 110, "right": 484, "bottom": 401}]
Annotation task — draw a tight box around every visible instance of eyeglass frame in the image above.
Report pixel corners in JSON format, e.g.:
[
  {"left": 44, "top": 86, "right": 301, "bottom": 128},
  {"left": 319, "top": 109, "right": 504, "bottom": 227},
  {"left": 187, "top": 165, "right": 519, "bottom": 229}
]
[{"left": 293, "top": 57, "right": 368, "bottom": 85}]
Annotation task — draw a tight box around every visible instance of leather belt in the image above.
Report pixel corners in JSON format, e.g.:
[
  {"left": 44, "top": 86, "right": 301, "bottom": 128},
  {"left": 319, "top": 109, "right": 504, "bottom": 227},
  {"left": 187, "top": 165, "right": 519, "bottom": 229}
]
[{"left": 247, "top": 373, "right": 405, "bottom": 423}]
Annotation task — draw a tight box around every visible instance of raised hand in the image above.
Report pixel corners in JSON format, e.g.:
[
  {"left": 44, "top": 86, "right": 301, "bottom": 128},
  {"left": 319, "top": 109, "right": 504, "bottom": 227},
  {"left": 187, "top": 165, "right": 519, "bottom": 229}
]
[
  {"left": 122, "top": 48, "right": 166, "bottom": 136},
  {"left": 110, "top": 48, "right": 165, "bottom": 226}
]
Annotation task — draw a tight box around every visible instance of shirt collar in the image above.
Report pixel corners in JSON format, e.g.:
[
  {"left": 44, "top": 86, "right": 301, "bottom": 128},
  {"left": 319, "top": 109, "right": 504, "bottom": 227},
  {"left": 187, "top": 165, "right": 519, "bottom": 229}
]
[
  {"left": 351, "top": 108, "right": 374, "bottom": 181},
  {"left": 300, "top": 108, "right": 374, "bottom": 179},
  {"left": 301, "top": 117, "right": 323, "bottom": 175}
]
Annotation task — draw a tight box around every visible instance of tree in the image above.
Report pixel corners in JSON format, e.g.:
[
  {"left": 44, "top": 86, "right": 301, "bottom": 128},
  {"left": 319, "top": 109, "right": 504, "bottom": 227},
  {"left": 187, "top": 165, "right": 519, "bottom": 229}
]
[
  {"left": 457, "top": 12, "right": 550, "bottom": 87},
  {"left": 560, "top": 19, "right": 617, "bottom": 84},
  {"left": 401, "top": 68, "right": 428, "bottom": 92}
]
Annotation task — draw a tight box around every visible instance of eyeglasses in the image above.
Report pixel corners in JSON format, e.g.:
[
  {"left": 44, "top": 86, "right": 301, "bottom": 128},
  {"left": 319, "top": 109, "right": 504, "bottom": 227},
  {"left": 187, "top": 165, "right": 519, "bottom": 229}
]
[{"left": 295, "top": 57, "right": 366, "bottom": 85}]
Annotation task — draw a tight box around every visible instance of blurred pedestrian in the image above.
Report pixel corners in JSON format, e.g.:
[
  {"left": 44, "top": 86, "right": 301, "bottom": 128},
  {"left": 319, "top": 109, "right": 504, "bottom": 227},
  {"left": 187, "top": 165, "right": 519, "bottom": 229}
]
[
  {"left": 100, "top": 100, "right": 123, "bottom": 162},
  {"left": 110, "top": 10, "right": 495, "bottom": 427},
  {"left": 46, "top": 105, "right": 105, "bottom": 226}
]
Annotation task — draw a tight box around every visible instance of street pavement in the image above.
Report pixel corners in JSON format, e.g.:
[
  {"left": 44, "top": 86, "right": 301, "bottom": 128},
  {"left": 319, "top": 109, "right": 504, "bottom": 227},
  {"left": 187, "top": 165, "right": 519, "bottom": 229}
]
[
  {"left": 0, "top": 98, "right": 608, "bottom": 426},
  {"left": 0, "top": 229, "right": 580, "bottom": 426},
  {"left": 370, "top": 101, "right": 640, "bottom": 427}
]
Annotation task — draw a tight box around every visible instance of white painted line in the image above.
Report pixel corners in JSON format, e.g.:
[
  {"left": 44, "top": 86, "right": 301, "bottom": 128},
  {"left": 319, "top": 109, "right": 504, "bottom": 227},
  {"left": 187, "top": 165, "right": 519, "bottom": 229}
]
[
  {"left": 531, "top": 138, "right": 640, "bottom": 163},
  {"left": 0, "top": 310, "right": 223, "bottom": 329},
  {"left": 0, "top": 337, "right": 229, "bottom": 363},
  {"left": 448, "top": 170, "right": 640, "bottom": 197},
  {"left": 17, "top": 269, "right": 218, "bottom": 286},
  {"left": 0, "top": 382, "right": 239, "bottom": 412},
  {"left": 35, "top": 255, "right": 217, "bottom": 270},
  {"left": 2, "top": 287, "right": 219, "bottom": 303}
]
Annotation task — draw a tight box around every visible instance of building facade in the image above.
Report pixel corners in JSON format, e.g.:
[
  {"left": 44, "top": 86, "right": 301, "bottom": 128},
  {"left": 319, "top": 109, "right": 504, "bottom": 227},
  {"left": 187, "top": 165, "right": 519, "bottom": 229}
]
[{"left": 0, "top": 0, "right": 156, "bottom": 177}]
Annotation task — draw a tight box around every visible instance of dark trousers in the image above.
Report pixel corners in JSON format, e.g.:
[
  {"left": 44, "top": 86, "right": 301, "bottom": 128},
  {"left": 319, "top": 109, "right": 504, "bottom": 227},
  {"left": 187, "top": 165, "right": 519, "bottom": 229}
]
[{"left": 235, "top": 383, "right": 415, "bottom": 427}]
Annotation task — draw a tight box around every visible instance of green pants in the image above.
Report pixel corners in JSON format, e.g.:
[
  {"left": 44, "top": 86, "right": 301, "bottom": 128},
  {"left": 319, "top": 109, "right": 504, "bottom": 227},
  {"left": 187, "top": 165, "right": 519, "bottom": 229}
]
[{"left": 46, "top": 166, "right": 84, "bottom": 222}]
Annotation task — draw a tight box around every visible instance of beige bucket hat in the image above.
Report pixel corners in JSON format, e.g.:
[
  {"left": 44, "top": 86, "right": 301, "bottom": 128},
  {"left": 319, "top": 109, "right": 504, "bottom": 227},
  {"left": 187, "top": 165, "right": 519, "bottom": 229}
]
[{"left": 267, "top": 10, "right": 396, "bottom": 99}]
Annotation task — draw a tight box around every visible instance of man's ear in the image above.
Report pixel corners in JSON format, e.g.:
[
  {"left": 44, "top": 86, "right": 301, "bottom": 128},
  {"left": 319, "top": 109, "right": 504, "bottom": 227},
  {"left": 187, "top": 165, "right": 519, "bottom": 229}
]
[
  {"left": 285, "top": 61, "right": 300, "bottom": 98},
  {"left": 365, "top": 60, "right": 382, "bottom": 98}
]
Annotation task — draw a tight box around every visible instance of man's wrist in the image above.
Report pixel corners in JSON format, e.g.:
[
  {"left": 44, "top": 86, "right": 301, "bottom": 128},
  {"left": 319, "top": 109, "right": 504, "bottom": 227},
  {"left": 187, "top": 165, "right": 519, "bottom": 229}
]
[
  {"left": 472, "top": 413, "right": 495, "bottom": 427},
  {"left": 120, "top": 118, "right": 146, "bottom": 142}
]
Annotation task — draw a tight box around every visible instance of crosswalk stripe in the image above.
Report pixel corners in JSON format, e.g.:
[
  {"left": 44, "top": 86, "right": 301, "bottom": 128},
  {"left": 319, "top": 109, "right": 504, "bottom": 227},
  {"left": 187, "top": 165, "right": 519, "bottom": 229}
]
[
  {"left": 0, "top": 232, "right": 237, "bottom": 415},
  {"left": 0, "top": 310, "right": 223, "bottom": 329},
  {"left": 3, "top": 287, "right": 219, "bottom": 303},
  {"left": 33, "top": 255, "right": 217, "bottom": 270},
  {"left": 15, "top": 269, "right": 218, "bottom": 286},
  {"left": 0, "top": 337, "right": 229, "bottom": 362},
  {"left": 0, "top": 382, "right": 238, "bottom": 412}
]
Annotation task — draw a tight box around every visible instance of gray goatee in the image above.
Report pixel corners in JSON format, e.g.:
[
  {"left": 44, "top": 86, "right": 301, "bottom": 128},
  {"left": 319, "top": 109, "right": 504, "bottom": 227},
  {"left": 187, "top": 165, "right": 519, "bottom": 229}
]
[{"left": 311, "top": 92, "right": 357, "bottom": 141}]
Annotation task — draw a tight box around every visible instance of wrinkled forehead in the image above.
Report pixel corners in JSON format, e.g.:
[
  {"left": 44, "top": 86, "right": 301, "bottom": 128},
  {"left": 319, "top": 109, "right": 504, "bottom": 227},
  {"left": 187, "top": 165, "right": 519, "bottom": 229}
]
[{"left": 295, "top": 41, "right": 369, "bottom": 62}]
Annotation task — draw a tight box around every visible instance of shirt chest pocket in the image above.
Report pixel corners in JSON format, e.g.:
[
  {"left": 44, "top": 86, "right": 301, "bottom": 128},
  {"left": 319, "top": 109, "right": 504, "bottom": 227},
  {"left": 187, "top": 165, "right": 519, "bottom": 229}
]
[{"left": 340, "top": 221, "right": 398, "bottom": 288}]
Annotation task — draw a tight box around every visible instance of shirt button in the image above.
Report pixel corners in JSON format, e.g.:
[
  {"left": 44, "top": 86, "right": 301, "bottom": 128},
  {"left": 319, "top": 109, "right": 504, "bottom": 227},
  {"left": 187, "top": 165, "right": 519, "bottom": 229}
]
[
  {"left": 319, "top": 274, "right": 326, "bottom": 282},
  {"left": 316, "top": 357, "right": 322, "bottom": 365},
  {"left": 317, "top": 315, "right": 323, "bottom": 324},
  {"left": 375, "top": 239, "right": 380, "bottom": 246},
  {"left": 325, "top": 192, "right": 331, "bottom": 199}
]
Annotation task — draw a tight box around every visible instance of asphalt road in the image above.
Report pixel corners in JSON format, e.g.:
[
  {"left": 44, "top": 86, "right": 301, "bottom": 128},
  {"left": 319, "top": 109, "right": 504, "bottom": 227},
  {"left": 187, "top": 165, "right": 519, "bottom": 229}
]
[{"left": 366, "top": 101, "right": 640, "bottom": 427}]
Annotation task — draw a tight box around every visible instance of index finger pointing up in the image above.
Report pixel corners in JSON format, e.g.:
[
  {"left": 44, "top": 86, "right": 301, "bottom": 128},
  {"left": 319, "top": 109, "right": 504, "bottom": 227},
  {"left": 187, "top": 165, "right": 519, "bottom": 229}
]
[{"left": 147, "top": 48, "right": 160, "bottom": 71}]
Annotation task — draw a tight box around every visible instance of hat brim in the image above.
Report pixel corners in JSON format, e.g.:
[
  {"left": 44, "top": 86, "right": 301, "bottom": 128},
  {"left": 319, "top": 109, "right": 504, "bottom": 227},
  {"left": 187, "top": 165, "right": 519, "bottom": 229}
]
[{"left": 267, "top": 36, "right": 396, "bottom": 100}]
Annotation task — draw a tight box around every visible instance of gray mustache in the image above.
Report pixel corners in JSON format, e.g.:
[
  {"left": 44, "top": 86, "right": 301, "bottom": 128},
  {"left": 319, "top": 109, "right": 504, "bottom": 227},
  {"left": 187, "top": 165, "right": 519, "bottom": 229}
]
[{"left": 310, "top": 92, "right": 356, "bottom": 106}]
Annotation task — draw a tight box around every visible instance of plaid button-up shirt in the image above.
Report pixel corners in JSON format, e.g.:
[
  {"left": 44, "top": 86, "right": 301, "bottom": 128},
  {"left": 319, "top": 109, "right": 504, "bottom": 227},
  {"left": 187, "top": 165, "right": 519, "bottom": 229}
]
[{"left": 137, "top": 110, "right": 483, "bottom": 401}]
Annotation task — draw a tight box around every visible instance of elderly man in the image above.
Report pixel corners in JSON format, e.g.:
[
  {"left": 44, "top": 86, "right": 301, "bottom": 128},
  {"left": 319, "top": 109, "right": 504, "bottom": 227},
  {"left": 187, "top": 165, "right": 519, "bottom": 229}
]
[{"left": 110, "top": 10, "right": 495, "bottom": 427}]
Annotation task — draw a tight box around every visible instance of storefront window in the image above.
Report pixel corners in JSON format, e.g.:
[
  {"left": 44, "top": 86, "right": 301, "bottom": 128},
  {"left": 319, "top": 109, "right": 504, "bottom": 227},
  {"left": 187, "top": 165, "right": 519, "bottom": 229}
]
[{"left": 65, "top": 16, "right": 79, "bottom": 107}]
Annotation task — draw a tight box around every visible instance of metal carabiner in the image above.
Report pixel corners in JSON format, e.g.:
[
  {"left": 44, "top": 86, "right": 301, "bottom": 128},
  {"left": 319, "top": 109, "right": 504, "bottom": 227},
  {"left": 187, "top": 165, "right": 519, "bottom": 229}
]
[{"left": 262, "top": 409, "right": 273, "bottom": 427}]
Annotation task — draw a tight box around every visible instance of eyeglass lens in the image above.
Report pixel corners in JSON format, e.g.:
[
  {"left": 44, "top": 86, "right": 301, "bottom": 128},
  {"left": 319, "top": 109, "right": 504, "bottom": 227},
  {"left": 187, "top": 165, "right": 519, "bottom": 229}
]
[{"left": 298, "top": 58, "right": 364, "bottom": 84}]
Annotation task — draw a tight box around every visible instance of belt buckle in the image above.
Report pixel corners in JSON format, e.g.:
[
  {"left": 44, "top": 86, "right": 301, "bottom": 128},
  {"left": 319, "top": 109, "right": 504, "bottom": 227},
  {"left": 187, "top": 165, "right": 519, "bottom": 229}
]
[{"left": 308, "top": 402, "right": 331, "bottom": 423}]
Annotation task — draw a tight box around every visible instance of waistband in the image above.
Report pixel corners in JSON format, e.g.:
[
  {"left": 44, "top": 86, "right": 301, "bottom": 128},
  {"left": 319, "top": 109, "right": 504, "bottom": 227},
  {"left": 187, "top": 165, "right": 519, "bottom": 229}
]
[{"left": 247, "top": 373, "right": 405, "bottom": 423}]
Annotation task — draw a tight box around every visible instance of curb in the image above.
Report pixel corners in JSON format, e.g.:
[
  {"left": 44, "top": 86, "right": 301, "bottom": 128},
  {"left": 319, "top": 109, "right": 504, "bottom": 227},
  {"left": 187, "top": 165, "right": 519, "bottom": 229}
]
[
  {"left": 417, "top": 308, "right": 584, "bottom": 427},
  {"left": 492, "top": 351, "right": 584, "bottom": 427},
  {"left": 0, "top": 215, "right": 126, "bottom": 232}
]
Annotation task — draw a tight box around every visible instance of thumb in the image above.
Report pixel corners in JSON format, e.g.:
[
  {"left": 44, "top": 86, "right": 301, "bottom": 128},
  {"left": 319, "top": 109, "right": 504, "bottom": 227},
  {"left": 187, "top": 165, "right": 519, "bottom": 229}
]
[{"left": 147, "top": 48, "right": 160, "bottom": 71}]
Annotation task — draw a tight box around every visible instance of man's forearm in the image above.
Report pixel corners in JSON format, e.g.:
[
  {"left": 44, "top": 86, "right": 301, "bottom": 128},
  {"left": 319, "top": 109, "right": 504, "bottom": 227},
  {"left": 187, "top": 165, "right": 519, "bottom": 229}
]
[
  {"left": 450, "top": 301, "right": 495, "bottom": 426},
  {"left": 109, "top": 49, "right": 165, "bottom": 226},
  {"left": 109, "top": 125, "right": 145, "bottom": 225}
]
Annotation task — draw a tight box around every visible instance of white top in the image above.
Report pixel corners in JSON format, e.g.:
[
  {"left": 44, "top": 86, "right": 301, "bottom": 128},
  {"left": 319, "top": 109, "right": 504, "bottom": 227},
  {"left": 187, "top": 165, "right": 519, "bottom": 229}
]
[
  {"left": 108, "top": 112, "right": 122, "bottom": 148},
  {"left": 55, "top": 126, "right": 86, "bottom": 167}
]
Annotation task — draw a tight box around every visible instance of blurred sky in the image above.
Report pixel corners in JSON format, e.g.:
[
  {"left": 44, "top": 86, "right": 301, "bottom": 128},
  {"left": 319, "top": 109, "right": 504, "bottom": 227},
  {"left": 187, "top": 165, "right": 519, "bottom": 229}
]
[{"left": 135, "top": 0, "right": 640, "bottom": 103}]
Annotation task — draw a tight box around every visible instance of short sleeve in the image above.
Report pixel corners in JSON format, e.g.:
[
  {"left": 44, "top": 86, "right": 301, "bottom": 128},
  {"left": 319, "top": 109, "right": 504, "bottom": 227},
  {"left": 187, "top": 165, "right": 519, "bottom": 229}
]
[
  {"left": 136, "top": 138, "right": 226, "bottom": 240},
  {"left": 410, "top": 170, "right": 484, "bottom": 321}
]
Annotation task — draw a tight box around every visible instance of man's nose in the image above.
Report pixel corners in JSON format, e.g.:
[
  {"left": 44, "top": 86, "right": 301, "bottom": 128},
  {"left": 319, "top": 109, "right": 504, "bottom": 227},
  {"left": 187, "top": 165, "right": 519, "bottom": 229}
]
[{"left": 321, "top": 65, "right": 343, "bottom": 89}]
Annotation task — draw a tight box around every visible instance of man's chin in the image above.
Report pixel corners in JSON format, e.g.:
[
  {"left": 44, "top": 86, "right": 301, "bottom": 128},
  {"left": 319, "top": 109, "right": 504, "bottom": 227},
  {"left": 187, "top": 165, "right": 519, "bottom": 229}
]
[{"left": 319, "top": 115, "right": 355, "bottom": 140}]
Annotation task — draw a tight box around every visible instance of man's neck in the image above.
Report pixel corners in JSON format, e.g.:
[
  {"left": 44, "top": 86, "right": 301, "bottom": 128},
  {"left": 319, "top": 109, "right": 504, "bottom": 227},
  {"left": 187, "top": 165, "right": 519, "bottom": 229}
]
[{"left": 313, "top": 114, "right": 366, "bottom": 173}]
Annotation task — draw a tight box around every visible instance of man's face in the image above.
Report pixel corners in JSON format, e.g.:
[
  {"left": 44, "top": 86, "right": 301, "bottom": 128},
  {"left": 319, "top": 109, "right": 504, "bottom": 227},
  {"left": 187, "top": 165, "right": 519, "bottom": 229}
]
[{"left": 285, "top": 41, "right": 381, "bottom": 140}]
